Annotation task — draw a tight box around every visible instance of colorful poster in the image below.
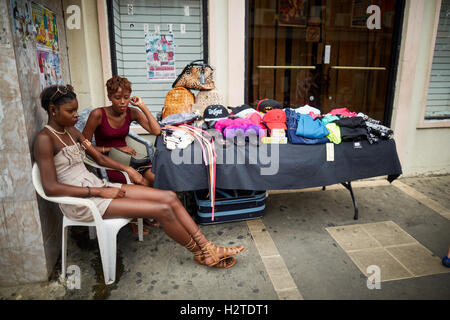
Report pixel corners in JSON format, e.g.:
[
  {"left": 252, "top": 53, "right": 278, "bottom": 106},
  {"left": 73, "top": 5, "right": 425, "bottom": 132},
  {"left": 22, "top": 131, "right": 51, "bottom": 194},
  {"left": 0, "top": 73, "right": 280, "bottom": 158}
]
[
  {"left": 36, "top": 49, "right": 62, "bottom": 90},
  {"left": 32, "top": 2, "right": 59, "bottom": 52},
  {"left": 10, "top": 0, "right": 33, "bottom": 40},
  {"left": 145, "top": 33, "right": 176, "bottom": 81}
]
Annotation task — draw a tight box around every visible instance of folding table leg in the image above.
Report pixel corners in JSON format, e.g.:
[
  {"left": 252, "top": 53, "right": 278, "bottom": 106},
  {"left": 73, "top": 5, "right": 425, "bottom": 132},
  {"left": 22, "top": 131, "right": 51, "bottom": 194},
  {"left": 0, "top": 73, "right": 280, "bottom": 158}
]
[{"left": 341, "top": 182, "right": 359, "bottom": 220}]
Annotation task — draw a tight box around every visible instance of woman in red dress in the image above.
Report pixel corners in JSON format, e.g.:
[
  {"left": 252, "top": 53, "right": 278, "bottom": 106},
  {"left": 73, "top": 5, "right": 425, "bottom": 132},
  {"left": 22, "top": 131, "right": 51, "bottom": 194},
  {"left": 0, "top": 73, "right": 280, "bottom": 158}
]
[{"left": 82, "top": 76, "right": 161, "bottom": 233}]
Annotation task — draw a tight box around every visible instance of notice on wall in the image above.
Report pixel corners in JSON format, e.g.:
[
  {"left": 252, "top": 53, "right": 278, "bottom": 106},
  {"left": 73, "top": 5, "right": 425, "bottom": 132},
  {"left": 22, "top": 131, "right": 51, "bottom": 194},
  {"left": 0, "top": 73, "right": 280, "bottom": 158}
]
[
  {"left": 10, "top": 0, "right": 33, "bottom": 44},
  {"left": 31, "top": 2, "right": 61, "bottom": 90},
  {"left": 32, "top": 2, "right": 59, "bottom": 52},
  {"left": 145, "top": 33, "right": 176, "bottom": 81},
  {"left": 36, "top": 49, "right": 62, "bottom": 90}
]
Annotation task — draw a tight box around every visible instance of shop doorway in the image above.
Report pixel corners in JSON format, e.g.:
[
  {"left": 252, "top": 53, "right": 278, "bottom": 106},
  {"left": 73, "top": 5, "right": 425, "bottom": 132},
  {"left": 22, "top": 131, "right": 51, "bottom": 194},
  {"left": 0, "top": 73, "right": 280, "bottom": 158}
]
[{"left": 247, "top": 0, "right": 404, "bottom": 124}]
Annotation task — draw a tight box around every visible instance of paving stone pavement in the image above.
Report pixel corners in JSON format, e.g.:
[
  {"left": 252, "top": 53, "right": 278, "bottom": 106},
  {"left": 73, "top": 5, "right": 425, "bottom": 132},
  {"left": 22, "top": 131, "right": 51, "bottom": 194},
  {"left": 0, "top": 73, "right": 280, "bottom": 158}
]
[{"left": 0, "top": 175, "right": 449, "bottom": 301}]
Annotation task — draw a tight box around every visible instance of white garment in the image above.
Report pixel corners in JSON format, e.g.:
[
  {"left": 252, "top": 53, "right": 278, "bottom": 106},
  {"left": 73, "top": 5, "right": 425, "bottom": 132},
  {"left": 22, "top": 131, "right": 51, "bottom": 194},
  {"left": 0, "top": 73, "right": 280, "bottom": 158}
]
[
  {"left": 294, "top": 105, "right": 321, "bottom": 115},
  {"left": 235, "top": 108, "right": 259, "bottom": 119}
]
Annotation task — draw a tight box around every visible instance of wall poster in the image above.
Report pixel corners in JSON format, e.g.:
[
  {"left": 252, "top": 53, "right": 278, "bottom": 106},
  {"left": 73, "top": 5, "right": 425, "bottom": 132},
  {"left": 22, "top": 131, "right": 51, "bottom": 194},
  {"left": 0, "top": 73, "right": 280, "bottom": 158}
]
[
  {"left": 31, "top": 2, "right": 61, "bottom": 89},
  {"left": 145, "top": 33, "right": 176, "bottom": 81},
  {"left": 10, "top": 0, "right": 33, "bottom": 44},
  {"left": 36, "top": 49, "right": 62, "bottom": 90},
  {"left": 32, "top": 1, "right": 59, "bottom": 52}
]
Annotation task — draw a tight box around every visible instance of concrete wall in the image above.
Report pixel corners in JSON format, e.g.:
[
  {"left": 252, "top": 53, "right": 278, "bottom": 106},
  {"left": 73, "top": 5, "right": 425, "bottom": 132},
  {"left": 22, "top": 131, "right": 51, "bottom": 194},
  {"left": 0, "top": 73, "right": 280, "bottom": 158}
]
[
  {"left": 391, "top": 0, "right": 450, "bottom": 176},
  {"left": 0, "top": 0, "right": 71, "bottom": 286},
  {"left": 63, "top": 0, "right": 106, "bottom": 111}
]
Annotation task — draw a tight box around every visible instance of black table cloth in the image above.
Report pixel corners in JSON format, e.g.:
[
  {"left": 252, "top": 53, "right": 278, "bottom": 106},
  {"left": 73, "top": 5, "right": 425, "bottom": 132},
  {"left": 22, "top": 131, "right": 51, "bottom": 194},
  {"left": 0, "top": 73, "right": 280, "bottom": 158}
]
[{"left": 152, "top": 136, "right": 402, "bottom": 192}]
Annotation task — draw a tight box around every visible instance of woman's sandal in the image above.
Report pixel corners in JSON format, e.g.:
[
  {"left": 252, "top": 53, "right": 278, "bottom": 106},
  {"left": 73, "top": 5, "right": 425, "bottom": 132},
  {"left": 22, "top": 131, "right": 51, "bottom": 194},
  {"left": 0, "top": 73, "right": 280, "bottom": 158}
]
[
  {"left": 130, "top": 220, "right": 150, "bottom": 235},
  {"left": 144, "top": 218, "right": 160, "bottom": 228},
  {"left": 200, "top": 241, "right": 246, "bottom": 267},
  {"left": 185, "top": 237, "right": 237, "bottom": 269},
  {"left": 193, "top": 252, "right": 236, "bottom": 269}
]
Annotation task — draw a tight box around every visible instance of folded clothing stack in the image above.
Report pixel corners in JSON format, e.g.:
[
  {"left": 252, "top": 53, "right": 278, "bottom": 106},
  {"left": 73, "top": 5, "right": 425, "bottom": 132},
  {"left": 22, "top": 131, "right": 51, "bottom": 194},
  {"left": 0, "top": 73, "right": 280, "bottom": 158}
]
[{"left": 163, "top": 129, "right": 195, "bottom": 150}]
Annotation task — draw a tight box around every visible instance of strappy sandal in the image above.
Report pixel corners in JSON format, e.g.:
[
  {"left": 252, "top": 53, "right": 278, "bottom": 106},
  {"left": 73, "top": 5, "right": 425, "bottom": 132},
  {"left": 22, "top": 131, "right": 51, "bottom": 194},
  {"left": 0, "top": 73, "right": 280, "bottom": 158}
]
[
  {"left": 130, "top": 221, "right": 149, "bottom": 235},
  {"left": 144, "top": 218, "right": 160, "bottom": 228},
  {"left": 191, "top": 229, "right": 246, "bottom": 267},
  {"left": 200, "top": 241, "right": 246, "bottom": 267},
  {"left": 194, "top": 253, "right": 236, "bottom": 269},
  {"left": 185, "top": 237, "right": 237, "bottom": 269}
]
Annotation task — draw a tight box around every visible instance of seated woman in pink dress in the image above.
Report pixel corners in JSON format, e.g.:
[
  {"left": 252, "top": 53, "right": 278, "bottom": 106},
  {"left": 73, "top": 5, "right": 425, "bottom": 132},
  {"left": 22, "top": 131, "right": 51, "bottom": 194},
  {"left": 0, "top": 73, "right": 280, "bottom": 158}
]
[
  {"left": 82, "top": 76, "right": 161, "bottom": 234},
  {"left": 34, "top": 84, "right": 245, "bottom": 269}
]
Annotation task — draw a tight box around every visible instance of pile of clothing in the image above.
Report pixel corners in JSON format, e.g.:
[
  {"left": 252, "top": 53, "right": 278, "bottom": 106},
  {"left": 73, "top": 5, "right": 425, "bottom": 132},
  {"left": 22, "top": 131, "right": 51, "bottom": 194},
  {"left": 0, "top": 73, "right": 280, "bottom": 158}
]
[{"left": 286, "top": 106, "right": 393, "bottom": 145}]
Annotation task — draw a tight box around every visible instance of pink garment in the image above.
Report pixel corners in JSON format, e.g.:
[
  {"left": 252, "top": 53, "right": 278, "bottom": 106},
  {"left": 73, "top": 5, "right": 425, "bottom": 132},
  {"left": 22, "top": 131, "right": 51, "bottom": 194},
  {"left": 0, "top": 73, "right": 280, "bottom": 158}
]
[
  {"left": 309, "top": 111, "right": 321, "bottom": 120},
  {"left": 214, "top": 118, "right": 265, "bottom": 138},
  {"left": 328, "top": 108, "right": 357, "bottom": 117}
]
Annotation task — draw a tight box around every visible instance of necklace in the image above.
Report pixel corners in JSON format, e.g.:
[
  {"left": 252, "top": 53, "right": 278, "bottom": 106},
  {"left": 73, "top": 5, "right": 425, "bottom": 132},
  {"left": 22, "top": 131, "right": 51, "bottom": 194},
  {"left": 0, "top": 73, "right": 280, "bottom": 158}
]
[{"left": 45, "top": 125, "right": 66, "bottom": 135}]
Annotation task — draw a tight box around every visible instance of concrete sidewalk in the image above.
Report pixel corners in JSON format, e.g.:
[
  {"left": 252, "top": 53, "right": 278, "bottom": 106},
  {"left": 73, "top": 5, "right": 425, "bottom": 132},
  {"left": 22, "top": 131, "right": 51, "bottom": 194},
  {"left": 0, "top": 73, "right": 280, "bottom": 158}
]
[{"left": 1, "top": 175, "right": 449, "bottom": 300}]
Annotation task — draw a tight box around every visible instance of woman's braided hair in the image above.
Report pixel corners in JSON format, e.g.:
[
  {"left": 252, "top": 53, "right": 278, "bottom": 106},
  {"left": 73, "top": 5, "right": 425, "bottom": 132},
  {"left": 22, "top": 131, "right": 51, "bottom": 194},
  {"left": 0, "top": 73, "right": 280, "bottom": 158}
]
[{"left": 40, "top": 84, "right": 77, "bottom": 113}]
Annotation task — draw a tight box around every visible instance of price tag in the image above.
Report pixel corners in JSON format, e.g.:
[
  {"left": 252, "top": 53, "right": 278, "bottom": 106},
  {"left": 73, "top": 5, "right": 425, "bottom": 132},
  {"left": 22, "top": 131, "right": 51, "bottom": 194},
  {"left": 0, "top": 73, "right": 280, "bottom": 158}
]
[{"left": 326, "top": 143, "right": 334, "bottom": 162}]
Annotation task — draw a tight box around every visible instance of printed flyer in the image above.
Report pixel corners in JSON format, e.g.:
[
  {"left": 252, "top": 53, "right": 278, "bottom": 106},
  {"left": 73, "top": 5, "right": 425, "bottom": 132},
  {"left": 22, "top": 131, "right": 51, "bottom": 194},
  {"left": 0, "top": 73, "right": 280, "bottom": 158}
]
[
  {"left": 36, "top": 49, "right": 62, "bottom": 90},
  {"left": 32, "top": 2, "right": 59, "bottom": 52},
  {"left": 10, "top": 0, "right": 33, "bottom": 42},
  {"left": 145, "top": 33, "right": 176, "bottom": 81}
]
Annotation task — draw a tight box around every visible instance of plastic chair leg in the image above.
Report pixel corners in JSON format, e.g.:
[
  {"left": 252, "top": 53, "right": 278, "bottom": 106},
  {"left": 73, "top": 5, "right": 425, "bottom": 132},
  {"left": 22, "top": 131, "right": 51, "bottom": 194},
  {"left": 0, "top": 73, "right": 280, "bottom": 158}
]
[
  {"left": 138, "top": 218, "right": 144, "bottom": 242},
  {"left": 61, "top": 225, "right": 68, "bottom": 280},
  {"left": 97, "top": 228, "right": 120, "bottom": 285},
  {"left": 88, "top": 226, "right": 96, "bottom": 239}
]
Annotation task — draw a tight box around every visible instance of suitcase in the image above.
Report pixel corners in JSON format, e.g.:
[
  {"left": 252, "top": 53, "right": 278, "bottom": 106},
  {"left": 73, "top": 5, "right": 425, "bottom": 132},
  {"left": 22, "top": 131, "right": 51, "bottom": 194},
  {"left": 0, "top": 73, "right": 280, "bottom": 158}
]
[{"left": 193, "top": 189, "right": 267, "bottom": 225}]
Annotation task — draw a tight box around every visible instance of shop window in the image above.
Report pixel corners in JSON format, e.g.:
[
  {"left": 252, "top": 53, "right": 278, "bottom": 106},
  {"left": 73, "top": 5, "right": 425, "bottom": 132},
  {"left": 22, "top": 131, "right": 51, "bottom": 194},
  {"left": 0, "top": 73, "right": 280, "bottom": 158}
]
[
  {"left": 425, "top": 0, "right": 450, "bottom": 120},
  {"left": 109, "top": 0, "right": 205, "bottom": 113}
]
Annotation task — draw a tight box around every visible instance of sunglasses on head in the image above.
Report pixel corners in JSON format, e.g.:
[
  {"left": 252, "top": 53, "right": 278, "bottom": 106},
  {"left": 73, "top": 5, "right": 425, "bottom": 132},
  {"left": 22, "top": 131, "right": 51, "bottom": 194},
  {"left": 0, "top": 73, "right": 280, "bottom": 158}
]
[{"left": 49, "top": 85, "right": 70, "bottom": 102}]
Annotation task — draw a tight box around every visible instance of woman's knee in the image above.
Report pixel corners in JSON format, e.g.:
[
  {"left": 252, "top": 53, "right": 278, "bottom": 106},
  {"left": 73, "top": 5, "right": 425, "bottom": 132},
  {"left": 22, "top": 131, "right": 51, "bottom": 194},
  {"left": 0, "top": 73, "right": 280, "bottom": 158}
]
[
  {"left": 158, "top": 203, "right": 176, "bottom": 222},
  {"left": 162, "top": 191, "right": 178, "bottom": 205}
]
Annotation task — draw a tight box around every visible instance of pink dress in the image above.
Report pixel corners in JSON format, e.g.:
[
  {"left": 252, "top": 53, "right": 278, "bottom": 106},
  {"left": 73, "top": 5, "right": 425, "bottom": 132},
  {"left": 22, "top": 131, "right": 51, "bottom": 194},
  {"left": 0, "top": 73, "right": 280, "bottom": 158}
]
[{"left": 49, "top": 128, "right": 122, "bottom": 222}]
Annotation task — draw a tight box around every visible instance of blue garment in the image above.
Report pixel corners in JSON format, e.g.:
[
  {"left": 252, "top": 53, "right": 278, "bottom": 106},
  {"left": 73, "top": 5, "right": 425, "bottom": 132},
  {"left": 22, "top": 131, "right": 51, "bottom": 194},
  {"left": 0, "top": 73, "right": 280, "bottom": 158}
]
[
  {"left": 296, "top": 113, "right": 330, "bottom": 139},
  {"left": 285, "top": 109, "right": 329, "bottom": 144}
]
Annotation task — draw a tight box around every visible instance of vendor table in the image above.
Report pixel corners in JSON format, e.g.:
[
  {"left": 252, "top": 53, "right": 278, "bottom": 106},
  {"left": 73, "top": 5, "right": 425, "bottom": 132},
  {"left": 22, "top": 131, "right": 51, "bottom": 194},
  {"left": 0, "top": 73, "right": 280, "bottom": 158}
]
[{"left": 152, "top": 136, "right": 402, "bottom": 220}]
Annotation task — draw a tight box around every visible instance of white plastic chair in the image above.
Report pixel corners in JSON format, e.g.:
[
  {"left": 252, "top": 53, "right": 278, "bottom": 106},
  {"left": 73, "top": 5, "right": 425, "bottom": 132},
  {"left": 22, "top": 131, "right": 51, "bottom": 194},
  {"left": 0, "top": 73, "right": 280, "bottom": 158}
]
[
  {"left": 82, "top": 157, "right": 145, "bottom": 241},
  {"left": 32, "top": 163, "right": 131, "bottom": 285}
]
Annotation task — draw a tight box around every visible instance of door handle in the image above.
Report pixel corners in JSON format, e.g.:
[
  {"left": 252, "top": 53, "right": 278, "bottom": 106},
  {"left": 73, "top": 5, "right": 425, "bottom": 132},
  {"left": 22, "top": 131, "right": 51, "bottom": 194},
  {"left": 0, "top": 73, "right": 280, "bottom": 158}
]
[
  {"left": 330, "top": 66, "right": 386, "bottom": 70},
  {"left": 256, "top": 65, "right": 316, "bottom": 70}
]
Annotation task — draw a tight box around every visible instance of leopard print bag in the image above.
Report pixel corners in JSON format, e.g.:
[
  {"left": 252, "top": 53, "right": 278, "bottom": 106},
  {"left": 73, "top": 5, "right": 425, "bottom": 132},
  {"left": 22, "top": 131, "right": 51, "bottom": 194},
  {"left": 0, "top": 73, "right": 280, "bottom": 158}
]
[{"left": 172, "top": 60, "right": 215, "bottom": 91}]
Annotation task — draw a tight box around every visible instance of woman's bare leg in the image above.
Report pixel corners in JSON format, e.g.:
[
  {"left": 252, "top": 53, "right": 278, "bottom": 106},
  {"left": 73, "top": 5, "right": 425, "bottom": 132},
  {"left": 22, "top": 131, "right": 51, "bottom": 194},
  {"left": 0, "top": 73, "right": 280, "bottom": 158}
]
[
  {"left": 103, "top": 198, "right": 191, "bottom": 247},
  {"left": 117, "top": 184, "right": 246, "bottom": 265},
  {"left": 143, "top": 170, "right": 155, "bottom": 187},
  {"left": 120, "top": 184, "right": 199, "bottom": 235}
]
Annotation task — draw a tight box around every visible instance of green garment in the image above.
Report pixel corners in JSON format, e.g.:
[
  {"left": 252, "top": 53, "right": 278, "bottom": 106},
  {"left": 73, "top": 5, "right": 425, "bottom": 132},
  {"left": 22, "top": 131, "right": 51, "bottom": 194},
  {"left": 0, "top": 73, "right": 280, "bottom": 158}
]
[
  {"left": 326, "top": 123, "right": 341, "bottom": 144},
  {"left": 321, "top": 115, "right": 339, "bottom": 125}
]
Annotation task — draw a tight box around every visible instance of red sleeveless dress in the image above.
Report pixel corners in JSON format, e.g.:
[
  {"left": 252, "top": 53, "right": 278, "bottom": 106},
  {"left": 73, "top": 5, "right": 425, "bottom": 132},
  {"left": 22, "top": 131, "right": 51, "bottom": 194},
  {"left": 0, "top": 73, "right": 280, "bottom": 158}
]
[{"left": 94, "top": 107, "right": 131, "bottom": 183}]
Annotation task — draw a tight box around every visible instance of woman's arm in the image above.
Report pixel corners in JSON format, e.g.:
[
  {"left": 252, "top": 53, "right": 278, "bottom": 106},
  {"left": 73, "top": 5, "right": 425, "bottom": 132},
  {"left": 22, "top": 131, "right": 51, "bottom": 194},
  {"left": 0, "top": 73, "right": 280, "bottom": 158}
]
[
  {"left": 33, "top": 132, "right": 124, "bottom": 199},
  {"left": 81, "top": 108, "right": 111, "bottom": 154},
  {"left": 130, "top": 96, "right": 161, "bottom": 136},
  {"left": 71, "top": 127, "right": 147, "bottom": 185}
]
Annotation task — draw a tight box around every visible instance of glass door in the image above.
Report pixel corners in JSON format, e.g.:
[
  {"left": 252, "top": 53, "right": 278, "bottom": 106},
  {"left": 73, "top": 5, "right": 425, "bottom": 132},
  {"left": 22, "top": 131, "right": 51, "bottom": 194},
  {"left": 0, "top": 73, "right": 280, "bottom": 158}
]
[{"left": 247, "top": 0, "right": 401, "bottom": 123}]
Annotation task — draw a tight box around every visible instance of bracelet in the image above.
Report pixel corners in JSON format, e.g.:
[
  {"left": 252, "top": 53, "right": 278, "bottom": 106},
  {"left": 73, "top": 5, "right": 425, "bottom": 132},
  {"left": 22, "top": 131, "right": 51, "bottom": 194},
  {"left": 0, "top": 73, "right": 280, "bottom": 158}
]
[{"left": 87, "top": 186, "right": 91, "bottom": 197}]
